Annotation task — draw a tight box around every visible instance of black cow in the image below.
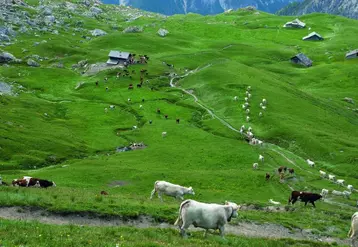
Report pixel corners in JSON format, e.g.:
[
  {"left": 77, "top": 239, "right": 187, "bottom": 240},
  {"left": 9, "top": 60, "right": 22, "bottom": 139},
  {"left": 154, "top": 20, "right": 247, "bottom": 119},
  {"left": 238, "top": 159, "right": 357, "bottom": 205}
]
[
  {"left": 28, "top": 178, "right": 56, "bottom": 188},
  {"left": 288, "top": 191, "right": 322, "bottom": 208}
]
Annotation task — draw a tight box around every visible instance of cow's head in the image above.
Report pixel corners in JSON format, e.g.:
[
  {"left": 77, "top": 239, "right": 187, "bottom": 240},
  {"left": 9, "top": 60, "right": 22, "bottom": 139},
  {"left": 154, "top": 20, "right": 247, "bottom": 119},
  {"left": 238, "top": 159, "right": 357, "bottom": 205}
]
[
  {"left": 187, "top": 187, "right": 194, "bottom": 195},
  {"left": 225, "top": 201, "right": 240, "bottom": 219}
]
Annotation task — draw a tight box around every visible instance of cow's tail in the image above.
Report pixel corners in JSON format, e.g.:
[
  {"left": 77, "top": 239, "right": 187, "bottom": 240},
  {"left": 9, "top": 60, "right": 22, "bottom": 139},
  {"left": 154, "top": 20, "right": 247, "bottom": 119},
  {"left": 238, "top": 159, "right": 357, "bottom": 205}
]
[
  {"left": 150, "top": 181, "right": 160, "bottom": 199},
  {"left": 174, "top": 199, "right": 191, "bottom": 226}
]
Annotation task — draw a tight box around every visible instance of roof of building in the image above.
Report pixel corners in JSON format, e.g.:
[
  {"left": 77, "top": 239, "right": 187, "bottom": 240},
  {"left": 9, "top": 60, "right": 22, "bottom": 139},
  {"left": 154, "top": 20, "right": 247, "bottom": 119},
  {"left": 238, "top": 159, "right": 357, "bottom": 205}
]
[
  {"left": 291, "top": 53, "right": 312, "bottom": 66},
  {"left": 303, "top": 32, "right": 323, "bottom": 40},
  {"left": 284, "top": 19, "right": 306, "bottom": 28},
  {"left": 108, "top": 50, "right": 130, "bottom": 59},
  {"left": 106, "top": 58, "right": 119, "bottom": 65},
  {"left": 346, "top": 49, "right": 358, "bottom": 57}
]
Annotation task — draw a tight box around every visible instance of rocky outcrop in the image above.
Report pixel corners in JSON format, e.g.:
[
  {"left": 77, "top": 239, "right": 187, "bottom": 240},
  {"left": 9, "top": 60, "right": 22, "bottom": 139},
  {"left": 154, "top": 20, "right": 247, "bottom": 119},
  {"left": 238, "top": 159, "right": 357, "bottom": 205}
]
[
  {"left": 91, "top": 29, "right": 107, "bottom": 36},
  {"left": 123, "top": 26, "right": 143, "bottom": 33},
  {"left": 157, "top": 28, "right": 169, "bottom": 37}
]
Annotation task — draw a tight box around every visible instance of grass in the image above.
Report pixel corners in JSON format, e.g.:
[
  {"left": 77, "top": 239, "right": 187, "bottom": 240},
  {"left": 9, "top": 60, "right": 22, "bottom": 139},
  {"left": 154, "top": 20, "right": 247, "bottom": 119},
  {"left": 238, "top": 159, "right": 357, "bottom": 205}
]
[{"left": 0, "top": 3, "right": 358, "bottom": 245}]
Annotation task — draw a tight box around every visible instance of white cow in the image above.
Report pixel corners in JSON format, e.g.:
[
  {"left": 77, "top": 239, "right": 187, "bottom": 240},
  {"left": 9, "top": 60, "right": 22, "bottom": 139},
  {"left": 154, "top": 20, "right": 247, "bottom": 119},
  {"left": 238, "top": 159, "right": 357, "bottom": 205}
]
[
  {"left": 328, "top": 174, "right": 336, "bottom": 182},
  {"left": 343, "top": 190, "right": 352, "bottom": 199},
  {"left": 269, "top": 199, "right": 280, "bottom": 205},
  {"left": 319, "top": 170, "right": 327, "bottom": 178},
  {"left": 162, "top": 132, "right": 167, "bottom": 138},
  {"left": 259, "top": 155, "right": 264, "bottom": 163},
  {"left": 306, "top": 159, "right": 315, "bottom": 167},
  {"left": 257, "top": 140, "right": 263, "bottom": 146},
  {"left": 150, "top": 181, "right": 194, "bottom": 202},
  {"left": 252, "top": 163, "right": 258, "bottom": 170},
  {"left": 336, "top": 179, "right": 345, "bottom": 186},
  {"left": 174, "top": 200, "right": 239, "bottom": 238},
  {"left": 348, "top": 185, "right": 354, "bottom": 192},
  {"left": 348, "top": 212, "right": 358, "bottom": 247},
  {"left": 321, "top": 189, "right": 329, "bottom": 198}
]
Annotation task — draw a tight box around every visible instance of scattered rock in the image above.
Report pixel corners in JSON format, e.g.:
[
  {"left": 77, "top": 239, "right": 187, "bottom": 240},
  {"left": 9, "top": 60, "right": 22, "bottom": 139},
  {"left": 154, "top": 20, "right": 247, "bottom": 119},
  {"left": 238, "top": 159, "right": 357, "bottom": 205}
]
[
  {"left": 19, "top": 26, "right": 28, "bottom": 33},
  {"left": 41, "top": 7, "right": 52, "bottom": 16},
  {"left": 123, "top": 26, "right": 143, "bottom": 33},
  {"left": 91, "top": 29, "right": 107, "bottom": 36},
  {"left": 27, "top": 59, "right": 40, "bottom": 67},
  {"left": 44, "top": 15, "right": 56, "bottom": 25},
  {"left": 343, "top": 97, "right": 355, "bottom": 104},
  {"left": 0, "top": 82, "right": 13, "bottom": 95},
  {"left": 90, "top": 6, "right": 102, "bottom": 15},
  {"left": 157, "top": 28, "right": 169, "bottom": 37},
  {"left": 0, "top": 52, "right": 17, "bottom": 63},
  {"left": 0, "top": 34, "right": 11, "bottom": 42}
]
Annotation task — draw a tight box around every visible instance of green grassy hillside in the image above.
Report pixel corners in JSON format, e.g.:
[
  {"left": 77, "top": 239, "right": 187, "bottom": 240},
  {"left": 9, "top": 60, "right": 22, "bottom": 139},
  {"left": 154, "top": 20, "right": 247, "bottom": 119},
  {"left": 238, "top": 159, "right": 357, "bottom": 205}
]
[{"left": 0, "top": 1, "right": 357, "bottom": 246}]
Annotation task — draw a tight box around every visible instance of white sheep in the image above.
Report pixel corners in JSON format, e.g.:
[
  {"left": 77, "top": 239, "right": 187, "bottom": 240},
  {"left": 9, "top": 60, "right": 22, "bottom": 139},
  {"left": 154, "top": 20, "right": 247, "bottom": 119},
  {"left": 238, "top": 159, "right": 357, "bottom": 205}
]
[
  {"left": 245, "top": 97, "right": 248, "bottom": 102},
  {"left": 261, "top": 106, "right": 267, "bottom": 111},
  {"left": 269, "top": 199, "right": 280, "bottom": 205},
  {"left": 262, "top": 99, "right": 267, "bottom": 105},
  {"left": 332, "top": 190, "right": 344, "bottom": 196},
  {"left": 252, "top": 163, "right": 258, "bottom": 170},
  {"left": 242, "top": 104, "right": 247, "bottom": 109},
  {"left": 259, "top": 103, "right": 263, "bottom": 107},
  {"left": 246, "top": 109, "right": 250, "bottom": 114},
  {"left": 306, "top": 159, "right": 315, "bottom": 167},
  {"left": 257, "top": 140, "right": 263, "bottom": 146},
  {"left": 234, "top": 96, "right": 238, "bottom": 101},
  {"left": 250, "top": 138, "right": 257, "bottom": 145},
  {"left": 241, "top": 125, "right": 246, "bottom": 130},
  {"left": 348, "top": 185, "right": 354, "bottom": 192},
  {"left": 336, "top": 179, "right": 345, "bottom": 186},
  {"left": 162, "top": 131, "right": 167, "bottom": 138},
  {"left": 259, "top": 112, "right": 263, "bottom": 117},
  {"left": 246, "top": 116, "right": 250, "bottom": 122},
  {"left": 109, "top": 105, "right": 115, "bottom": 109},
  {"left": 244, "top": 102, "right": 249, "bottom": 107},
  {"left": 259, "top": 154, "right": 264, "bottom": 163},
  {"left": 248, "top": 93, "right": 251, "bottom": 98},
  {"left": 247, "top": 86, "right": 251, "bottom": 91},
  {"left": 321, "top": 189, "right": 329, "bottom": 198},
  {"left": 328, "top": 174, "right": 336, "bottom": 182},
  {"left": 319, "top": 170, "right": 327, "bottom": 178},
  {"left": 245, "top": 91, "right": 249, "bottom": 96}
]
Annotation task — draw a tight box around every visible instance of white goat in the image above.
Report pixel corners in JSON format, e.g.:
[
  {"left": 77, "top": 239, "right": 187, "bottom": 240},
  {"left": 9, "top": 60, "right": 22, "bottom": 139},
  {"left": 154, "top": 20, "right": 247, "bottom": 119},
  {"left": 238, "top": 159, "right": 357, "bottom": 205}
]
[
  {"left": 328, "top": 174, "right": 336, "bottom": 182},
  {"left": 306, "top": 159, "right": 315, "bottom": 167},
  {"left": 336, "top": 179, "right": 345, "bottom": 186}
]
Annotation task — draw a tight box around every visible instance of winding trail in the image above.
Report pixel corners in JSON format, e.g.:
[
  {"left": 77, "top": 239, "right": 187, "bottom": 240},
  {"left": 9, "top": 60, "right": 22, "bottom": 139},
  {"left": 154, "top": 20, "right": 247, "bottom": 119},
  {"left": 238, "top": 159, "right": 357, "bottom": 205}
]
[{"left": 0, "top": 207, "right": 348, "bottom": 245}]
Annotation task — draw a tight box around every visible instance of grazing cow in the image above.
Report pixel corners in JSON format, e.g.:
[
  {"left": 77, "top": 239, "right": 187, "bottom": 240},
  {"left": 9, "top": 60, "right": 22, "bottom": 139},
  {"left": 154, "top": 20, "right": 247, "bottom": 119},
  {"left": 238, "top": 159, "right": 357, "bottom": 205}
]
[
  {"left": 269, "top": 199, "right": 281, "bottom": 205},
  {"left": 137, "top": 84, "right": 142, "bottom": 88},
  {"left": 150, "top": 181, "right": 194, "bottom": 201},
  {"left": 336, "top": 179, "right": 345, "bottom": 186},
  {"left": 348, "top": 185, "right": 354, "bottom": 192},
  {"left": 157, "top": 109, "right": 161, "bottom": 114},
  {"left": 288, "top": 191, "right": 322, "bottom": 207},
  {"left": 321, "top": 189, "right": 329, "bottom": 198},
  {"left": 319, "top": 170, "right": 327, "bottom": 178},
  {"left": 306, "top": 159, "right": 315, "bottom": 167},
  {"left": 162, "top": 132, "right": 167, "bottom": 138},
  {"left": 149, "top": 120, "right": 152, "bottom": 124},
  {"left": 328, "top": 174, "right": 336, "bottom": 182},
  {"left": 348, "top": 212, "right": 358, "bottom": 247},
  {"left": 278, "top": 166, "right": 287, "bottom": 174},
  {"left": 174, "top": 200, "right": 239, "bottom": 238},
  {"left": 95, "top": 81, "right": 99, "bottom": 86},
  {"left": 128, "top": 84, "right": 133, "bottom": 90},
  {"left": 28, "top": 178, "right": 56, "bottom": 188},
  {"left": 288, "top": 168, "right": 295, "bottom": 175},
  {"left": 259, "top": 155, "right": 264, "bottom": 163},
  {"left": 100, "top": 191, "right": 108, "bottom": 195},
  {"left": 265, "top": 173, "right": 270, "bottom": 181},
  {"left": 165, "top": 115, "right": 168, "bottom": 119},
  {"left": 176, "top": 118, "right": 180, "bottom": 124},
  {"left": 252, "top": 163, "right": 258, "bottom": 170}
]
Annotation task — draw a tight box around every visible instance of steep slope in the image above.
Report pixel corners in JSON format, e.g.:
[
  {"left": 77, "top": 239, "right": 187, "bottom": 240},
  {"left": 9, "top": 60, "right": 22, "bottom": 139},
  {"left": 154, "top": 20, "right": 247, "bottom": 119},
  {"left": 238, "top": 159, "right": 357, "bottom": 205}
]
[
  {"left": 103, "top": 0, "right": 301, "bottom": 15},
  {"left": 278, "top": 0, "right": 358, "bottom": 19}
]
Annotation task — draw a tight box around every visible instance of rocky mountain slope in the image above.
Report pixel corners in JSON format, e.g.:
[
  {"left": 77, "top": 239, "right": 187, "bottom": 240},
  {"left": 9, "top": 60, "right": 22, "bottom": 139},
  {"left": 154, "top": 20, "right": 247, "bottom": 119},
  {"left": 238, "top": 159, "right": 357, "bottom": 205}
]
[
  {"left": 103, "top": 0, "right": 301, "bottom": 15},
  {"left": 277, "top": 0, "right": 358, "bottom": 19}
]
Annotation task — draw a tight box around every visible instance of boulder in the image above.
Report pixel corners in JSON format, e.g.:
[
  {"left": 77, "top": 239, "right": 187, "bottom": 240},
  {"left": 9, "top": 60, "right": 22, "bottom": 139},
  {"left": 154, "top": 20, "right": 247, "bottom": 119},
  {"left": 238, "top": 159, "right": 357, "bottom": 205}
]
[
  {"left": 157, "top": 28, "right": 169, "bottom": 37},
  {"left": 19, "top": 26, "right": 28, "bottom": 33},
  {"left": 0, "top": 82, "right": 13, "bottom": 95},
  {"left": 27, "top": 59, "right": 40, "bottom": 67},
  {"left": 0, "top": 52, "right": 16, "bottom": 63},
  {"left": 90, "top": 6, "right": 102, "bottom": 15},
  {"left": 41, "top": 7, "right": 52, "bottom": 16},
  {"left": 91, "top": 29, "right": 107, "bottom": 36},
  {"left": 0, "top": 34, "right": 11, "bottom": 42},
  {"left": 123, "top": 26, "right": 143, "bottom": 33},
  {"left": 44, "top": 15, "right": 56, "bottom": 25}
]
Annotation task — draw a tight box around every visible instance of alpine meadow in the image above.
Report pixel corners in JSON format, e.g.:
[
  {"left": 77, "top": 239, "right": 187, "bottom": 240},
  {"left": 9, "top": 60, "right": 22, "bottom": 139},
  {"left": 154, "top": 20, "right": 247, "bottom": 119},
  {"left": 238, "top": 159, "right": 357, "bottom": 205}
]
[{"left": 0, "top": 0, "right": 358, "bottom": 246}]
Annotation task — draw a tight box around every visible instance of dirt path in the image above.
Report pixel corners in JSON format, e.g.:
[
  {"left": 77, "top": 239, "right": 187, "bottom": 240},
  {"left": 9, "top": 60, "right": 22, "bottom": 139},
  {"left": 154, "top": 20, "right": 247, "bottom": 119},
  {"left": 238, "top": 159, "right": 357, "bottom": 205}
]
[{"left": 0, "top": 207, "right": 348, "bottom": 245}]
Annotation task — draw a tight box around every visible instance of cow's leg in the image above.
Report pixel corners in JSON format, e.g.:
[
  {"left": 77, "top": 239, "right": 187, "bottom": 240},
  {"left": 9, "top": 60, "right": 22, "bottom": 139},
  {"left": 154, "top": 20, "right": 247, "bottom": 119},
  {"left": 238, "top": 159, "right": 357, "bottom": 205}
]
[
  {"left": 203, "top": 229, "right": 209, "bottom": 238},
  {"left": 180, "top": 220, "right": 190, "bottom": 239},
  {"left": 311, "top": 201, "right": 316, "bottom": 208},
  {"left": 158, "top": 192, "right": 163, "bottom": 202},
  {"left": 292, "top": 198, "right": 297, "bottom": 205},
  {"left": 150, "top": 189, "right": 156, "bottom": 200},
  {"left": 218, "top": 225, "right": 225, "bottom": 238},
  {"left": 304, "top": 201, "right": 308, "bottom": 206}
]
